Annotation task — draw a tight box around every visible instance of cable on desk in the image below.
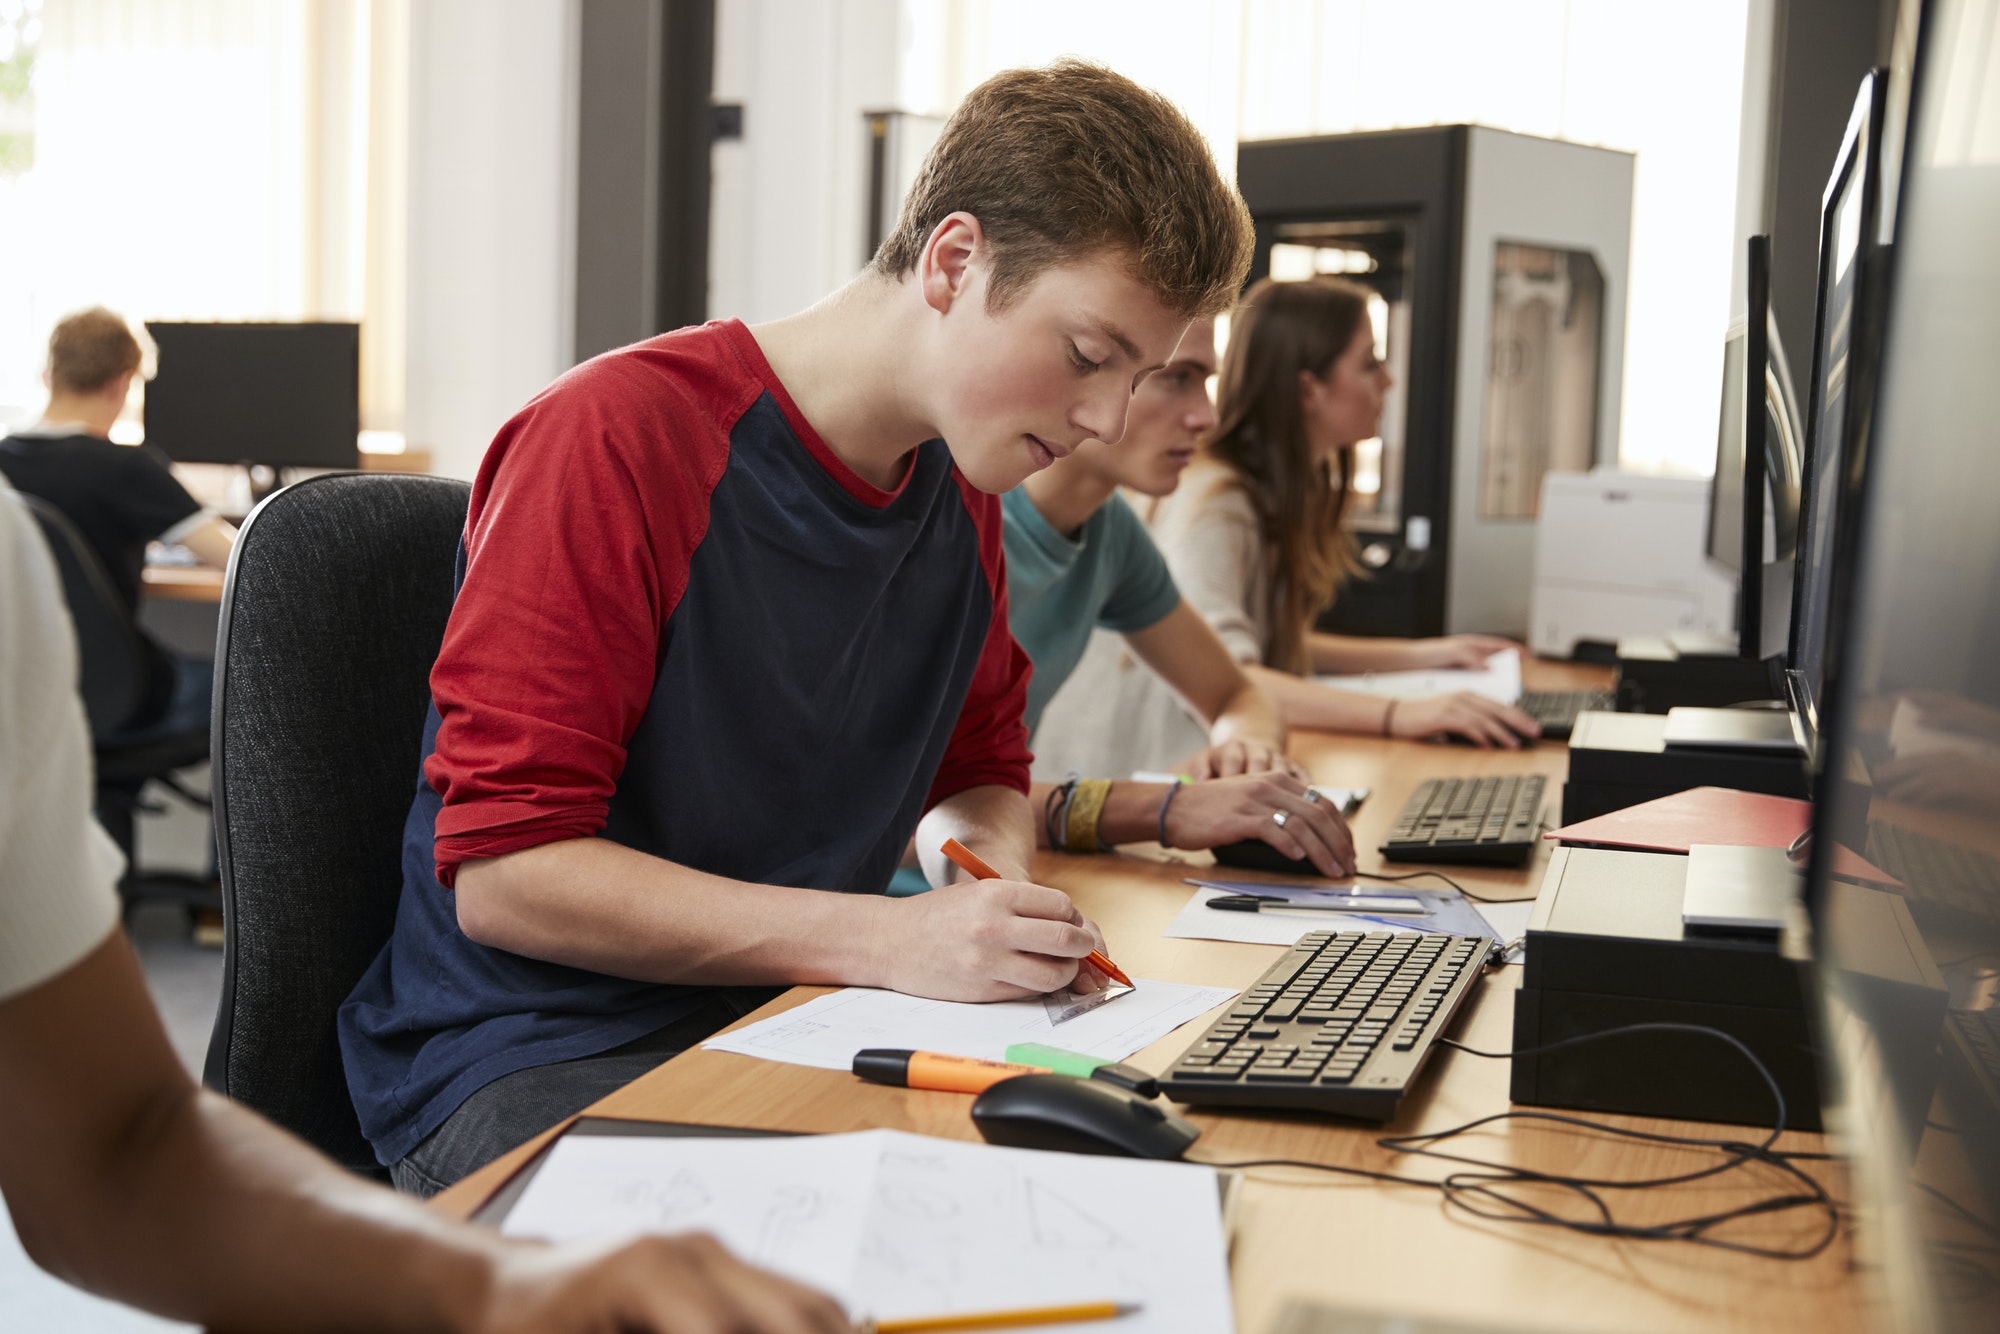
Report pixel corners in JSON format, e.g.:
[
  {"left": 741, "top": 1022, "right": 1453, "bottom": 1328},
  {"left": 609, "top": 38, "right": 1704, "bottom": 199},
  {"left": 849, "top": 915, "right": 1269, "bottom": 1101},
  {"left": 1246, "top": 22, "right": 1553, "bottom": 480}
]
[
  {"left": 1350, "top": 867, "right": 1534, "bottom": 905},
  {"left": 1192, "top": 1022, "right": 1840, "bottom": 1260}
]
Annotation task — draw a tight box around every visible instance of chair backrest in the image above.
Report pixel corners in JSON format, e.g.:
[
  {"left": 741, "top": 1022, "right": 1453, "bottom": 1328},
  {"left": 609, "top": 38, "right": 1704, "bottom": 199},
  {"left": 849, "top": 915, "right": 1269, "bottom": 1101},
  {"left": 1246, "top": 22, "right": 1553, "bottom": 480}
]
[
  {"left": 16, "top": 491, "right": 152, "bottom": 737},
  {"left": 204, "top": 472, "right": 468, "bottom": 1175}
]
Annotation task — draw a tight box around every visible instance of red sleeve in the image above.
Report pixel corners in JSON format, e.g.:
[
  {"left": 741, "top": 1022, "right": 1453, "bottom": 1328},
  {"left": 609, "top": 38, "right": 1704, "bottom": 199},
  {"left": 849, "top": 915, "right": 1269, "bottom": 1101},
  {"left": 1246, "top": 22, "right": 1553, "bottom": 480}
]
[
  {"left": 923, "top": 473, "right": 1033, "bottom": 810},
  {"left": 425, "top": 345, "right": 753, "bottom": 886}
]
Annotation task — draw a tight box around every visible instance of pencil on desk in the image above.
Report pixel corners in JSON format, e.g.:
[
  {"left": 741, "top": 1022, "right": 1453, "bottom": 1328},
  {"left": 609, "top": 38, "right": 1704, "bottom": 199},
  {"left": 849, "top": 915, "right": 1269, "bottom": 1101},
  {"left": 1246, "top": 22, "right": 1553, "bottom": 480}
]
[
  {"left": 937, "top": 838, "right": 1134, "bottom": 987},
  {"left": 865, "top": 1299, "right": 1141, "bottom": 1331}
]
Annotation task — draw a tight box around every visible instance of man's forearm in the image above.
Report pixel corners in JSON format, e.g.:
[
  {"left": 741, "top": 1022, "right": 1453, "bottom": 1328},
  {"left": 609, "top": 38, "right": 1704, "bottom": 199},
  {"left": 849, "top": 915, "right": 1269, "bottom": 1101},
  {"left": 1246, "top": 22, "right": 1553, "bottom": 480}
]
[
  {"left": 454, "top": 838, "right": 895, "bottom": 989},
  {"left": 913, "top": 783, "right": 1036, "bottom": 885}
]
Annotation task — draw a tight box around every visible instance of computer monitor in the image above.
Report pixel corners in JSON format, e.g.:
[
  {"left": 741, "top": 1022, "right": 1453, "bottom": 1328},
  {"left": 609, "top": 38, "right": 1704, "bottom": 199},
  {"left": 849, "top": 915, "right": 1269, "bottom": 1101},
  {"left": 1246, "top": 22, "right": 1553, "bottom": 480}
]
[
  {"left": 1786, "top": 71, "right": 1890, "bottom": 758},
  {"left": 142, "top": 322, "right": 360, "bottom": 470},
  {"left": 1706, "top": 235, "right": 1802, "bottom": 660},
  {"left": 1803, "top": 4, "right": 1998, "bottom": 1327}
]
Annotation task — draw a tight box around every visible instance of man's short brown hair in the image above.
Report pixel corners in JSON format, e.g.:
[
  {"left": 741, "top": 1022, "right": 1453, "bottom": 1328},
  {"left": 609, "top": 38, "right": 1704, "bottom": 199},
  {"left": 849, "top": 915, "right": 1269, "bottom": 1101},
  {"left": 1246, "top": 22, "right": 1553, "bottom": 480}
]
[
  {"left": 48, "top": 307, "right": 144, "bottom": 395},
  {"left": 872, "top": 60, "right": 1253, "bottom": 320}
]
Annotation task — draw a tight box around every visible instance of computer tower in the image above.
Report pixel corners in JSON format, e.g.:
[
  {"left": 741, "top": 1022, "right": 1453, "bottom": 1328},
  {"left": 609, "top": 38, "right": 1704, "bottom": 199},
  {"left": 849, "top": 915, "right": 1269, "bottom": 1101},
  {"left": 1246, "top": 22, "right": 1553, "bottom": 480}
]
[{"left": 1237, "top": 127, "right": 1633, "bottom": 639}]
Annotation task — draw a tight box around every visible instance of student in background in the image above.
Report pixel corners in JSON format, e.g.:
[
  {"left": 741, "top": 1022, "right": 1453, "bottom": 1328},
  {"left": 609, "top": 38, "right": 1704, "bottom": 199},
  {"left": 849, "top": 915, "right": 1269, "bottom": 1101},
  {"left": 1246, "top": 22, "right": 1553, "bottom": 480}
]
[
  {"left": 1001, "top": 316, "right": 1355, "bottom": 876},
  {"left": 0, "top": 483, "right": 851, "bottom": 1334},
  {"left": 1036, "top": 277, "right": 1537, "bottom": 779},
  {"left": 339, "top": 61, "right": 1254, "bottom": 1197},
  {"left": 0, "top": 307, "right": 236, "bottom": 739}
]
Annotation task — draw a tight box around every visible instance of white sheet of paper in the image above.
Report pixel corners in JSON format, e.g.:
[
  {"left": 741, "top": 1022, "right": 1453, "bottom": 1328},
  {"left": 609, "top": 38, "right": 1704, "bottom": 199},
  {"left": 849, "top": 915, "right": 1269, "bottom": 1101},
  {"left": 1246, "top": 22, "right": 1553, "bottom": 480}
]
[
  {"left": 1162, "top": 886, "right": 1430, "bottom": 947},
  {"left": 500, "top": 1133, "right": 875, "bottom": 1297},
  {"left": 702, "top": 978, "right": 1238, "bottom": 1072},
  {"left": 502, "top": 1129, "right": 1235, "bottom": 1333},
  {"left": 1317, "top": 647, "right": 1522, "bottom": 704}
]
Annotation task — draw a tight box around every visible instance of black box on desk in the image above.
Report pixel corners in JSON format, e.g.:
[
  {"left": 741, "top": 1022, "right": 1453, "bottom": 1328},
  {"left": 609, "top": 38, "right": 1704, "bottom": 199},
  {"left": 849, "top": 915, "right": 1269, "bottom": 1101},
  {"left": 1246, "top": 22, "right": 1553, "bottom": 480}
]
[
  {"left": 1562, "top": 711, "right": 1808, "bottom": 824},
  {"left": 1613, "top": 635, "right": 1782, "bottom": 713},
  {"left": 1511, "top": 845, "right": 1824, "bottom": 1130}
]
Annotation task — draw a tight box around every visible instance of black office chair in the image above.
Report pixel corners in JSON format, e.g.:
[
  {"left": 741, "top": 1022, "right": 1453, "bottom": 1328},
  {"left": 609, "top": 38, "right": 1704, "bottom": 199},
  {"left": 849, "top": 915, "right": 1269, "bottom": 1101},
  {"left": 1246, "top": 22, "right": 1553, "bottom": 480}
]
[
  {"left": 203, "top": 472, "right": 469, "bottom": 1177},
  {"left": 19, "top": 493, "right": 218, "bottom": 913}
]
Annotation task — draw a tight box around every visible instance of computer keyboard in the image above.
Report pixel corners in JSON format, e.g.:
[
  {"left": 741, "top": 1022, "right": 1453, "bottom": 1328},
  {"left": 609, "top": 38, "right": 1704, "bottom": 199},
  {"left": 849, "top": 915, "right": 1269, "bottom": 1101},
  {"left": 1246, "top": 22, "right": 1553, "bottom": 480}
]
[
  {"left": 1379, "top": 775, "right": 1547, "bottom": 866},
  {"left": 1865, "top": 822, "right": 2000, "bottom": 930},
  {"left": 1516, "top": 689, "right": 1615, "bottom": 740},
  {"left": 1158, "top": 929, "right": 1491, "bottom": 1119},
  {"left": 1951, "top": 1007, "right": 2000, "bottom": 1090}
]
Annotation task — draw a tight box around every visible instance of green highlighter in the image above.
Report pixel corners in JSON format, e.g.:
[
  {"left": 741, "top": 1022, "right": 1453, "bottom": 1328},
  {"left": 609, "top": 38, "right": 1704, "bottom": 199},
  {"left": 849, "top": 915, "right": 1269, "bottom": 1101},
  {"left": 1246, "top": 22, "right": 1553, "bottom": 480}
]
[{"left": 1006, "top": 1042, "right": 1159, "bottom": 1099}]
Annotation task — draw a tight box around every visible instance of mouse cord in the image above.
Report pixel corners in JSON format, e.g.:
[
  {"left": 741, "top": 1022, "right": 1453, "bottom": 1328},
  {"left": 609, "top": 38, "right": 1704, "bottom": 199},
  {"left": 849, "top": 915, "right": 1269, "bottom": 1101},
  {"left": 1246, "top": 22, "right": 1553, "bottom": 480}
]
[
  {"left": 1190, "top": 1022, "right": 1839, "bottom": 1260},
  {"left": 1349, "top": 867, "right": 1533, "bottom": 905}
]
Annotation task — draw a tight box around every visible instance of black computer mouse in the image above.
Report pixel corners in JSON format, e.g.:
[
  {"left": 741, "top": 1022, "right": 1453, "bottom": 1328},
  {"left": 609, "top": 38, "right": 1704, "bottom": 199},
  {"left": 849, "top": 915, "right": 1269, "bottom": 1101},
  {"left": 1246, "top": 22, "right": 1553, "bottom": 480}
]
[
  {"left": 1212, "top": 837, "right": 1319, "bottom": 876},
  {"left": 970, "top": 1074, "right": 1200, "bottom": 1160}
]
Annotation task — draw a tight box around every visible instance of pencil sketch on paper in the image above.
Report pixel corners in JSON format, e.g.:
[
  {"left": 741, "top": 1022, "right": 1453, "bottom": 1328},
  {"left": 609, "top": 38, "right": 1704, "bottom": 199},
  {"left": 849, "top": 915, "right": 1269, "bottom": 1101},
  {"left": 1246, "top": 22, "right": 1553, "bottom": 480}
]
[
  {"left": 756, "top": 1185, "right": 828, "bottom": 1262},
  {"left": 1025, "top": 1176, "right": 1123, "bottom": 1249},
  {"left": 610, "top": 1169, "right": 712, "bottom": 1225}
]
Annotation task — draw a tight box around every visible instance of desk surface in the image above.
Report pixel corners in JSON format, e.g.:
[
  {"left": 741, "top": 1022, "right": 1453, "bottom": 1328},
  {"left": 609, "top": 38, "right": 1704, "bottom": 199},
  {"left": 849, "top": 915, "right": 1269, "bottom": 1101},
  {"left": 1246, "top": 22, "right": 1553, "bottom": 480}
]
[
  {"left": 140, "top": 563, "right": 226, "bottom": 602},
  {"left": 433, "top": 660, "right": 1859, "bottom": 1334}
]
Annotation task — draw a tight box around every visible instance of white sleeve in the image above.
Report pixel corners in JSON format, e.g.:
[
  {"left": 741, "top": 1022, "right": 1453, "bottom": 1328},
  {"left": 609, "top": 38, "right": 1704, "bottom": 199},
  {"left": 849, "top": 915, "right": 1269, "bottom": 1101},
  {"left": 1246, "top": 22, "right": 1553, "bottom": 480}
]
[
  {"left": 1153, "top": 481, "right": 1266, "bottom": 666},
  {"left": 0, "top": 486, "right": 123, "bottom": 1003}
]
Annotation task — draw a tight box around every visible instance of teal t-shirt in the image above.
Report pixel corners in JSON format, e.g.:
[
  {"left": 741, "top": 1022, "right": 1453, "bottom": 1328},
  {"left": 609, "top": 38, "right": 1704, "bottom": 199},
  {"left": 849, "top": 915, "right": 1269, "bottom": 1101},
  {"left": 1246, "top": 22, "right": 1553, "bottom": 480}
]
[{"left": 1002, "top": 486, "right": 1181, "bottom": 737}]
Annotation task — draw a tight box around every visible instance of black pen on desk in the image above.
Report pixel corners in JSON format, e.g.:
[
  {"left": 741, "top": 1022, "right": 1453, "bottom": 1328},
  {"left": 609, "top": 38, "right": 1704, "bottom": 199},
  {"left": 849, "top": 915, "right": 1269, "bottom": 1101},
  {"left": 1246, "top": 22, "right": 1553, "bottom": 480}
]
[{"left": 1205, "top": 893, "right": 1430, "bottom": 916}]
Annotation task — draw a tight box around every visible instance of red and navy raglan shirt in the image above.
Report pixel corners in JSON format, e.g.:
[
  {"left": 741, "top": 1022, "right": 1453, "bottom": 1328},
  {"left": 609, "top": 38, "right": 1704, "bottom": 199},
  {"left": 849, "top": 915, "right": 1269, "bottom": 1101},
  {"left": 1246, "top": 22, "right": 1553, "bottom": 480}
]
[{"left": 337, "top": 320, "right": 1031, "bottom": 1165}]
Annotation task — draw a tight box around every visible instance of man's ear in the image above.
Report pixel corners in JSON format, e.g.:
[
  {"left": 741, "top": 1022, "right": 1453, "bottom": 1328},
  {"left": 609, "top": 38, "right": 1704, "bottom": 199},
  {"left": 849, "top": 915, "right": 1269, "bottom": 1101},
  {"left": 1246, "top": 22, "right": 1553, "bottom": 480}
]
[{"left": 919, "top": 212, "right": 985, "bottom": 316}]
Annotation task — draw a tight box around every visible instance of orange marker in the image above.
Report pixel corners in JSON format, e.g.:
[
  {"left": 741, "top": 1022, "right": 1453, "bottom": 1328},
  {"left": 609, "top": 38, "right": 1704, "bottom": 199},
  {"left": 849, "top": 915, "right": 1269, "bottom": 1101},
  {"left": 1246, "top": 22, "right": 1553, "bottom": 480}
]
[
  {"left": 852, "top": 1048, "right": 1040, "bottom": 1094},
  {"left": 937, "top": 837, "right": 1134, "bottom": 987}
]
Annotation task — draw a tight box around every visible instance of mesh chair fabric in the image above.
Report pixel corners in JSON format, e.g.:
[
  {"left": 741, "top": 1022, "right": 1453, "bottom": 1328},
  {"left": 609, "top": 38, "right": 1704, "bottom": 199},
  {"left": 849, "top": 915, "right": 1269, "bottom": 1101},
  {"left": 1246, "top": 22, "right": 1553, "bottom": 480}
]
[{"left": 205, "top": 473, "right": 467, "bottom": 1175}]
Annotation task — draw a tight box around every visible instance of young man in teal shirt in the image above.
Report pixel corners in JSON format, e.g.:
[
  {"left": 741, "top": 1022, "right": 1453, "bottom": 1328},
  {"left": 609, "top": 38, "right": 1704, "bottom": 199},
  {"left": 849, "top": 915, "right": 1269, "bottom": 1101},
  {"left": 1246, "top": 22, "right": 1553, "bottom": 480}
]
[{"left": 1005, "top": 319, "right": 1355, "bottom": 875}]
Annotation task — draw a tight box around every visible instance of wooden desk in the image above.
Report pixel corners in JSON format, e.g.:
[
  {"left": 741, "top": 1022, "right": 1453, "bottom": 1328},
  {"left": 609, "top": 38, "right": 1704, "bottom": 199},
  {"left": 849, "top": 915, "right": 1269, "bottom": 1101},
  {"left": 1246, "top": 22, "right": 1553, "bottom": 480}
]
[
  {"left": 434, "top": 661, "right": 1859, "bottom": 1334},
  {"left": 141, "top": 563, "right": 226, "bottom": 602}
]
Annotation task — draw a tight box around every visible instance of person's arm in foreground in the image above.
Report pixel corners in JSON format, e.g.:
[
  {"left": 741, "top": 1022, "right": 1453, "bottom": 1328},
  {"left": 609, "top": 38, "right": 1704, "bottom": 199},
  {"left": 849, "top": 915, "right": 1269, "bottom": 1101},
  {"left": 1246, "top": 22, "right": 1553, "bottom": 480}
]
[{"left": 0, "top": 931, "right": 852, "bottom": 1334}]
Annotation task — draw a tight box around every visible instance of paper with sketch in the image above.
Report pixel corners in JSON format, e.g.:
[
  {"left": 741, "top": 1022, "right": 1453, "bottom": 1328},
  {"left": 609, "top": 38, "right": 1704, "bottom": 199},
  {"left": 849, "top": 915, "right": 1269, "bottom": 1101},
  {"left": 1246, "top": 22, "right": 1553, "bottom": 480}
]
[
  {"left": 1317, "top": 647, "right": 1522, "bottom": 704},
  {"left": 1163, "top": 883, "right": 1502, "bottom": 949},
  {"left": 703, "top": 978, "right": 1237, "bottom": 1072},
  {"left": 502, "top": 1127, "right": 1234, "bottom": 1331}
]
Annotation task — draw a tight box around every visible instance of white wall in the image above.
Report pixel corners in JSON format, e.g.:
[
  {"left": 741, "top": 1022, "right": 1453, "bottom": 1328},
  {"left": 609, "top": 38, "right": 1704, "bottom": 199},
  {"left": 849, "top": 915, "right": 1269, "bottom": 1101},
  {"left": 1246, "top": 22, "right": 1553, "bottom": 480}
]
[
  {"left": 403, "top": 0, "right": 579, "bottom": 480},
  {"left": 709, "top": 0, "right": 902, "bottom": 323}
]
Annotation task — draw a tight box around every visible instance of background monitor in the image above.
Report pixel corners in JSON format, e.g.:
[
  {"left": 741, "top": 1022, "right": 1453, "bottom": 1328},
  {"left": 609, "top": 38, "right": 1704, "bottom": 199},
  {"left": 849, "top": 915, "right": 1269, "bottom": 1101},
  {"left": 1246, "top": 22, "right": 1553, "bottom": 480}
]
[
  {"left": 143, "top": 322, "right": 360, "bottom": 470},
  {"left": 1706, "top": 236, "right": 1802, "bottom": 660},
  {"left": 1787, "top": 70, "right": 1889, "bottom": 756},
  {"left": 1804, "top": 4, "right": 1999, "bottom": 1329}
]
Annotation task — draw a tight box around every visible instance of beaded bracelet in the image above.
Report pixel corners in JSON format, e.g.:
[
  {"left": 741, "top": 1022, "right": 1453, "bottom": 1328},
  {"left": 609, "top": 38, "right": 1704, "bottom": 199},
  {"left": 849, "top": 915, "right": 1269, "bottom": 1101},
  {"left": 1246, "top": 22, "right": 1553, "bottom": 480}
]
[{"left": 1156, "top": 778, "right": 1186, "bottom": 849}]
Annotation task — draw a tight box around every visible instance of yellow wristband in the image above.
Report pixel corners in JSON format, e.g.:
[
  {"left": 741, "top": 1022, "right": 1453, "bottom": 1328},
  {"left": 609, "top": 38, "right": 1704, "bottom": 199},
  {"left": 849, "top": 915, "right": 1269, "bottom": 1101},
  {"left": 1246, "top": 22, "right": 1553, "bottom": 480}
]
[{"left": 1065, "top": 778, "right": 1113, "bottom": 853}]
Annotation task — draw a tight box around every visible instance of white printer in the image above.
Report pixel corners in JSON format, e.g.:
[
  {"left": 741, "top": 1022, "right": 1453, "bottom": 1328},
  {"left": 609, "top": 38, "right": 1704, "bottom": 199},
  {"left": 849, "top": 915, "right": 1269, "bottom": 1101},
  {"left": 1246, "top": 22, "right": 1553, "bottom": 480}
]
[{"left": 1529, "top": 469, "right": 1736, "bottom": 658}]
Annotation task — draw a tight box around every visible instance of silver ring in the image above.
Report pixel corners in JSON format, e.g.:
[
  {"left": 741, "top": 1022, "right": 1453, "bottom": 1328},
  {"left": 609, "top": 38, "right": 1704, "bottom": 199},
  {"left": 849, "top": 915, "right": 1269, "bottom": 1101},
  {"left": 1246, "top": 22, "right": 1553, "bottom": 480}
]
[
  {"left": 1303, "top": 788, "right": 1322, "bottom": 804},
  {"left": 1272, "top": 810, "right": 1290, "bottom": 828}
]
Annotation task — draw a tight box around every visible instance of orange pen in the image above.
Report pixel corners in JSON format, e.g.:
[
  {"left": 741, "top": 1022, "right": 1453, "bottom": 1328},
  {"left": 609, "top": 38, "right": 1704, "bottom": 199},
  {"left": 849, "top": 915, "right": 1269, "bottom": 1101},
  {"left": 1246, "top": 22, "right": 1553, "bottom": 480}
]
[{"left": 937, "top": 837, "right": 1134, "bottom": 987}]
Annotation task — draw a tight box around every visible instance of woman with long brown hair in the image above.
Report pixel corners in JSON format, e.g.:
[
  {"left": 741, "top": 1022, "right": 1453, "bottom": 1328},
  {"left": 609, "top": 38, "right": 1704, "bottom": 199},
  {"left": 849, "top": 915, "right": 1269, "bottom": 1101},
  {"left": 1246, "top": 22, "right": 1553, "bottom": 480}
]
[{"left": 1033, "top": 277, "right": 1537, "bottom": 779}]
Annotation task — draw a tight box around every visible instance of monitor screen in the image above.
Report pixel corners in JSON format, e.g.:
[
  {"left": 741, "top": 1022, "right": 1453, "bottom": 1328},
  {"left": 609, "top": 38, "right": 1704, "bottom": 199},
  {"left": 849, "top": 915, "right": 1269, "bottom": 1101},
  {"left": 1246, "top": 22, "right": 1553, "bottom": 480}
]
[
  {"left": 1706, "top": 239, "right": 1802, "bottom": 659},
  {"left": 143, "top": 322, "right": 360, "bottom": 470},
  {"left": 1789, "top": 73, "right": 1887, "bottom": 745},
  {"left": 1804, "top": 5, "right": 2000, "bottom": 1328}
]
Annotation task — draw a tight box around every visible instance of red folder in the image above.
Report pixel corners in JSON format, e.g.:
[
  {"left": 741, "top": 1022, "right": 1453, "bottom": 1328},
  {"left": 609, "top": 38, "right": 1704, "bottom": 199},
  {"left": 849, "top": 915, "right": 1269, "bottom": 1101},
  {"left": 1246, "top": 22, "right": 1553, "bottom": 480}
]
[{"left": 1547, "top": 786, "right": 1898, "bottom": 885}]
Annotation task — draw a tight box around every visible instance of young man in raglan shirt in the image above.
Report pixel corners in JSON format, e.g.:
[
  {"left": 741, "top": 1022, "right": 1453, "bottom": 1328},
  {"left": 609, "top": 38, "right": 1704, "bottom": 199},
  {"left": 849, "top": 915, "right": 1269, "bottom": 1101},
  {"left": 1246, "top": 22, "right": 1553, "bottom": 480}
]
[{"left": 339, "top": 60, "right": 1256, "bottom": 1195}]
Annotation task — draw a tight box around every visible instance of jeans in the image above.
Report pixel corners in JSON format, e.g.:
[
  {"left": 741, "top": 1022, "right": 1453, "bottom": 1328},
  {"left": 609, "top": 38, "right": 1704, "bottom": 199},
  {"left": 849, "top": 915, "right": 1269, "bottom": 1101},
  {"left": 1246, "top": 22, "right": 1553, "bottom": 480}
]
[{"left": 389, "top": 989, "right": 781, "bottom": 1197}]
